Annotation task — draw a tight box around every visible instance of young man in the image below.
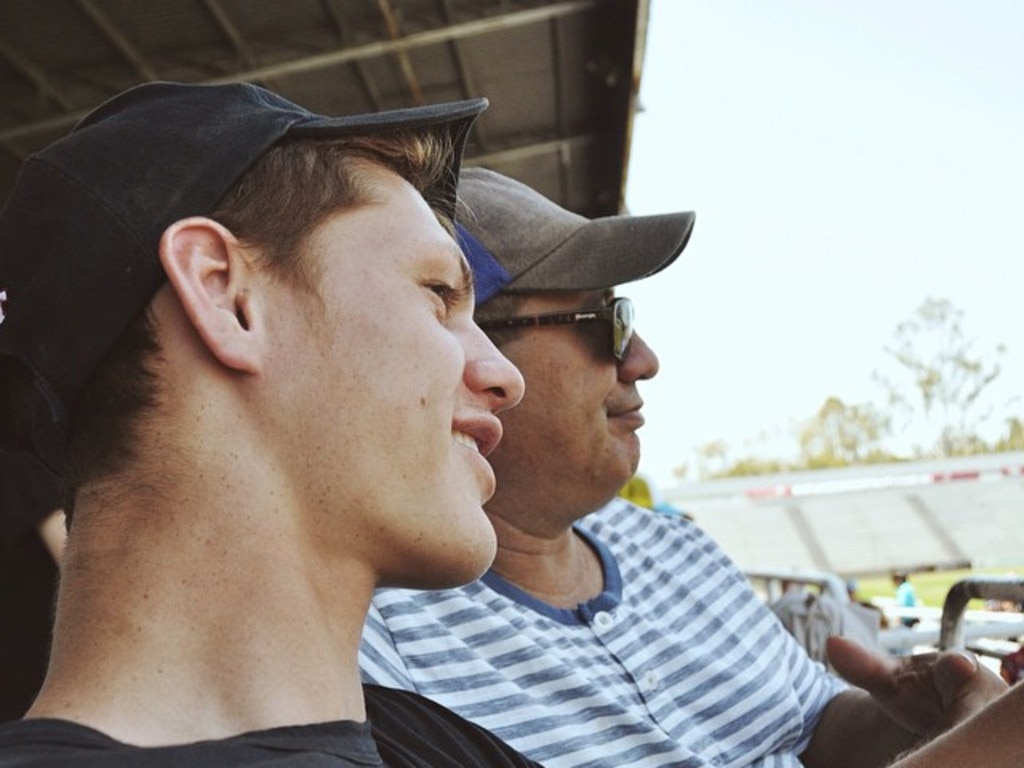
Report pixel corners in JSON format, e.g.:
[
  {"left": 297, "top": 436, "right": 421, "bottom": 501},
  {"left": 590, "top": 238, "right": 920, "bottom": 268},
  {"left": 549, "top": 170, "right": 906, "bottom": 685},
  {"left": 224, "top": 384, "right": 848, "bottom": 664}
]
[
  {"left": 360, "top": 168, "right": 1006, "bottom": 767},
  {"left": 0, "top": 82, "right": 540, "bottom": 765}
]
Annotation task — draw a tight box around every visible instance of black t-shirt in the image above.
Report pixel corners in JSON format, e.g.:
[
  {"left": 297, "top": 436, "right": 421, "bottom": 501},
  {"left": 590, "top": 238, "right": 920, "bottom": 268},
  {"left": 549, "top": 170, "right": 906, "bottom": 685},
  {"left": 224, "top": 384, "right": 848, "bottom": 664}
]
[
  {"left": 0, "top": 685, "right": 543, "bottom": 767},
  {"left": 0, "top": 451, "right": 63, "bottom": 721}
]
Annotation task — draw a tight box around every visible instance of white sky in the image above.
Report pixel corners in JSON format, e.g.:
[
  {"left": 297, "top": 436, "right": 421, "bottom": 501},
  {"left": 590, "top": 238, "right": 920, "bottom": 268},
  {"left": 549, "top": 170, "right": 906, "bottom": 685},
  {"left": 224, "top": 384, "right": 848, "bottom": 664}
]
[{"left": 624, "top": 1, "right": 1024, "bottom": 490}]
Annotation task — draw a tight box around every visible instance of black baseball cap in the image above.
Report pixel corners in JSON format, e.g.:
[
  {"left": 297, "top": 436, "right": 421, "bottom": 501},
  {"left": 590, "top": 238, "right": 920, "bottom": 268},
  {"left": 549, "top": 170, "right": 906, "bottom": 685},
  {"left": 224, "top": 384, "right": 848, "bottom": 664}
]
[{"left": 0, "top": 81, "right": 487, "bottom": 471}]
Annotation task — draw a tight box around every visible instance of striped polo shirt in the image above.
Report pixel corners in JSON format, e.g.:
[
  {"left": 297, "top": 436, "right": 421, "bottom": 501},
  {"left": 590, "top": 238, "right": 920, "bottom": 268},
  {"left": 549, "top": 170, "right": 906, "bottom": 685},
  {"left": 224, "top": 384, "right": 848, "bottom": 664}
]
[{"left": 360, "top": 499, "right": 844, "bottom": 767}]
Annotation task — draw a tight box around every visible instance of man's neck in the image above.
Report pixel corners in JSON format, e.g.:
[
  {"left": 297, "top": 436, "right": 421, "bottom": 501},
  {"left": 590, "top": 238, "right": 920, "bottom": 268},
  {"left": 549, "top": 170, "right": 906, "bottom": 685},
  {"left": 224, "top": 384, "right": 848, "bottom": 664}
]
[
  {"left": 487, "top": 516, "right": 604, "bottom": 609},
  {"left": 29, "top": 489, "right": 372, "bottom": 746}
]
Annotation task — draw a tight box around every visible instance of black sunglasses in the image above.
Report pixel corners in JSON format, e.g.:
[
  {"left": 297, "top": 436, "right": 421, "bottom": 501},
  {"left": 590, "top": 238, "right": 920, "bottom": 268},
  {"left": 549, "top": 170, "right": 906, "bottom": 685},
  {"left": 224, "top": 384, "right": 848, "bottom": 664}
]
[{"left": 478, "top": 296, "right": 634, "bottom": 361}]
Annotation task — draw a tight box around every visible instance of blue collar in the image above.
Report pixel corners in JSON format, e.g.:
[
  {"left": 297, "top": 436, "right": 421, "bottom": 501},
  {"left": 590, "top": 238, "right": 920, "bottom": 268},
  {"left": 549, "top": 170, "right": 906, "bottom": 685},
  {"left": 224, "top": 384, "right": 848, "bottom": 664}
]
[{"left": 481, "top": 526, "right": 623, "bottom": 626}]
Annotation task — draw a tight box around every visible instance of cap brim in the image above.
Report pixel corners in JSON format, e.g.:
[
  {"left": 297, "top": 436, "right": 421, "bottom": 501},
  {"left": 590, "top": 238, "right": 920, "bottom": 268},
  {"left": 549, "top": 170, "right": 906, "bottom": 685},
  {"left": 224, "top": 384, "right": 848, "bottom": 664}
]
[
  {"left": 291, "top": 98, "right": 488, "bottom": 137},
  {"left": 290, "top": 97, "right": 487, "bottom": 222},
  {"left": 507, "top": 210, "right": 695, "bottom": 292}
]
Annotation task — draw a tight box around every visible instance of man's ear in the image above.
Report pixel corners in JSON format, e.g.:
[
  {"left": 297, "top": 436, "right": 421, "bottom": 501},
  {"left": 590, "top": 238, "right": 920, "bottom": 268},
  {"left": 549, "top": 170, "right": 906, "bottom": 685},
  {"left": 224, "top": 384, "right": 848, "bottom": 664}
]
[{"left": 159, "top": 217, "right": 261, "bottom": 373}]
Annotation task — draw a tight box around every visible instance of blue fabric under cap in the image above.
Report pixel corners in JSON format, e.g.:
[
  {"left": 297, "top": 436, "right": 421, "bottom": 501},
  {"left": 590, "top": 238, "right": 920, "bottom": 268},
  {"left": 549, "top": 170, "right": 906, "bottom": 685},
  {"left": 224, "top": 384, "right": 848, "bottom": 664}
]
[{"left": 456, "top": 224, "right": 511, "bottom": 305}]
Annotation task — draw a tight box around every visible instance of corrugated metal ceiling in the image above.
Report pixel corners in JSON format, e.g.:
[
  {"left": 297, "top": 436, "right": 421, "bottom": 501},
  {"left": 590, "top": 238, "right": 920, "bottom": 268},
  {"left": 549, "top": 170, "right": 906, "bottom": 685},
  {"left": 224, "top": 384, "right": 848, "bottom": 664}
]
[{"left": 0, "top": 0, "right": 647, "bottom": 216}]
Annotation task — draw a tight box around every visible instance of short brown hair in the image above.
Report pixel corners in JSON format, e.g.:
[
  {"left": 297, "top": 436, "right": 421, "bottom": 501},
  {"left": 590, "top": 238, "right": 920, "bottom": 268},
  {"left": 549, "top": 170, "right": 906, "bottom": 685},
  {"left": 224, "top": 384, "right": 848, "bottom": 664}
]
[
  {"left": 64, "top": 130, "right": 456, "bottom": 515},
  {"left": 211, "top": 130, "right": 457, "bottom": 288}
]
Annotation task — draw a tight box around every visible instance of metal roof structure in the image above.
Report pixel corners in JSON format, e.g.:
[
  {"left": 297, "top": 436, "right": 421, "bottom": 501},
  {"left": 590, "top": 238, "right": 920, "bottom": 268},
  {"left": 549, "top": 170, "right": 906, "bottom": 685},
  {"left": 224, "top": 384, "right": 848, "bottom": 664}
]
[{"left": 0, "top": 0, "right": 647, "bottom": 215}]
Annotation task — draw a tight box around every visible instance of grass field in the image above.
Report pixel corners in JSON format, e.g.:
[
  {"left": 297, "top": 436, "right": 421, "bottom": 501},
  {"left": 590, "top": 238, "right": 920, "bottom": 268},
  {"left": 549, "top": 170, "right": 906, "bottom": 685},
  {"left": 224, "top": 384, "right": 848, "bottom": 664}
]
[{"left": 853, "top": 565, "right": 1024, "bottom": 609}]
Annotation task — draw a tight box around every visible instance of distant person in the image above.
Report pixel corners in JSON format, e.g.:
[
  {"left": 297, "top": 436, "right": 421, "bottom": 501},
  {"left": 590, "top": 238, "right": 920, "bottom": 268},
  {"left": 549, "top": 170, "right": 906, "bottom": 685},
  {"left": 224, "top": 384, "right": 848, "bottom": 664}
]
[
  {"left": 847, "top": 577, "right": 889, "bottom": 629},
  {"left": 619, "top": 473, "right": 690, "bottom": 520},
  {"left": 846, "top": 578, "right": 860, "bottom": 603},
  {"left": 770, "top": 580, "right": 881, "bottom": 669},
  {"left": 893, "top": 571, "right": 921, "bottom": 627},
  {"left": 360, "top": 167, "right": 1006, "bottom": 767},
  {"left": 618, "top": 474, "right": 655, "bottom": 509},
  {"left": 0, "top": 81, "right": 543, "bottom": 766},
  {"left": 999, "top": 646, "right": 1024, "bottom": 685}
]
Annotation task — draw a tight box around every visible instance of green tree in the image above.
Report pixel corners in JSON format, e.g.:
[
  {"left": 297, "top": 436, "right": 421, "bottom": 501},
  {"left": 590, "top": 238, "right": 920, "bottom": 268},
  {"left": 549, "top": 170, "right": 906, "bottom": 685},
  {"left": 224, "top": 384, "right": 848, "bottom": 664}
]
[
  {"left": 873, "top": 297, "right": 1005, "bottom": 457},
  {"left": 993, "top": 416, "right": 1024, "bottom": 452},
  {"left": 798, "top": 396, "right": 893, "bottom": 468},
  {"left": 694, "top": 439, "right": 730, "bottom": 480},
  {"left": 716, "top": 456, "right": 790, "bottom": 478}
]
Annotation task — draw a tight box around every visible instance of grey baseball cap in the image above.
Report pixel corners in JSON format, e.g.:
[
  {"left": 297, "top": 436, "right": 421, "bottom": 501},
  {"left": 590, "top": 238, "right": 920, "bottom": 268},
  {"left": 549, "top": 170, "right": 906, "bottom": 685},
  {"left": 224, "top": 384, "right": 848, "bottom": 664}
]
[{"left": 454, "top": 167, "right": 695, "bottom": 305}]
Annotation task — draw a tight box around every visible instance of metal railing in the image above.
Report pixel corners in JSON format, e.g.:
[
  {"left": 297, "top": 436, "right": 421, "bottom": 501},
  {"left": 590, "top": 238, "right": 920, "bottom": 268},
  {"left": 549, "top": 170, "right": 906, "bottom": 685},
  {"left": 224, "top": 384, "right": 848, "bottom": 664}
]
[
  {"left": 938, "top": 575, "right": 1024, "bottom": 651},
  {"left": 747, "top": 569, "right": 1024, "bottom": 658}
]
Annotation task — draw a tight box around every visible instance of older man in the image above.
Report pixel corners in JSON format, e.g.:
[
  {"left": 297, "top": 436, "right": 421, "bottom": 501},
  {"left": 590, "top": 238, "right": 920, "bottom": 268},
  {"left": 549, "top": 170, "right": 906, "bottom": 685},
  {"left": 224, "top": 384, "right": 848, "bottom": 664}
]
[{"left": 361, "top": 167, "right": 1004, "bottom": 768}]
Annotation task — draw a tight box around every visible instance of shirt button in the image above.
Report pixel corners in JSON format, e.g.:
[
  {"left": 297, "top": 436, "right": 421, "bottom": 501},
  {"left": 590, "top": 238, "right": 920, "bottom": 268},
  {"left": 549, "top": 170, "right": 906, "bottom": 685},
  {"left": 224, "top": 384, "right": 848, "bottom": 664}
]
[
  {"left": 593, "top": 611, "right": 614, "bottom": 629},
  {"left": 643, "top": 670, "right": 659, "bottom": 690}
]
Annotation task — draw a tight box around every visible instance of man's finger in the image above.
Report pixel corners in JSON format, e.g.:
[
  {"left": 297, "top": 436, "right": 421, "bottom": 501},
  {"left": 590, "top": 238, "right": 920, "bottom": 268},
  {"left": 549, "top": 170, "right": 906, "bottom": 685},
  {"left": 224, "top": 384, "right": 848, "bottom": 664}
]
[
  {"left": 932, "top": 649, "right": 979, "bottom": 707},
  {"left": 826, "top": 635, "right": 899, "bottom": 695},
  {"left": 931, "top": 649, "right": 1008, "bottom": 726}
]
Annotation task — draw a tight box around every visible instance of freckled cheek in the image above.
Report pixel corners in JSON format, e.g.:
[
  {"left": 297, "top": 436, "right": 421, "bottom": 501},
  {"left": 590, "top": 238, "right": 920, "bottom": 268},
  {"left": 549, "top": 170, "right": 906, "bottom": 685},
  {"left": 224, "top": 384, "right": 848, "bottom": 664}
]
[
  {"left": 412, "top": 393, "right": 447, "bottom": 440},
  {"left": 396, "top": 339, "right": 464, "bottom": 423},
  {"left": 408, "top": 387, "right": 458, "bottom": 458}
]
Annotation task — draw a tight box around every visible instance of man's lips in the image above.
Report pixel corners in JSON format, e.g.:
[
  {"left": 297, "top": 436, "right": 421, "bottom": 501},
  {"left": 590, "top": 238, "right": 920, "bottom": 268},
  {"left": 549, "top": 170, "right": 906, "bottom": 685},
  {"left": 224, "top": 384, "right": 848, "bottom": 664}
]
[
  {"left": 451, "top": 415, "right": 503, "bottom": 457},
  {"left": 608, "top": 402, "right": 645, "bottom": 429},
  {"left": 452, "top": 423, "right": 500, "bottom": 501}
]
